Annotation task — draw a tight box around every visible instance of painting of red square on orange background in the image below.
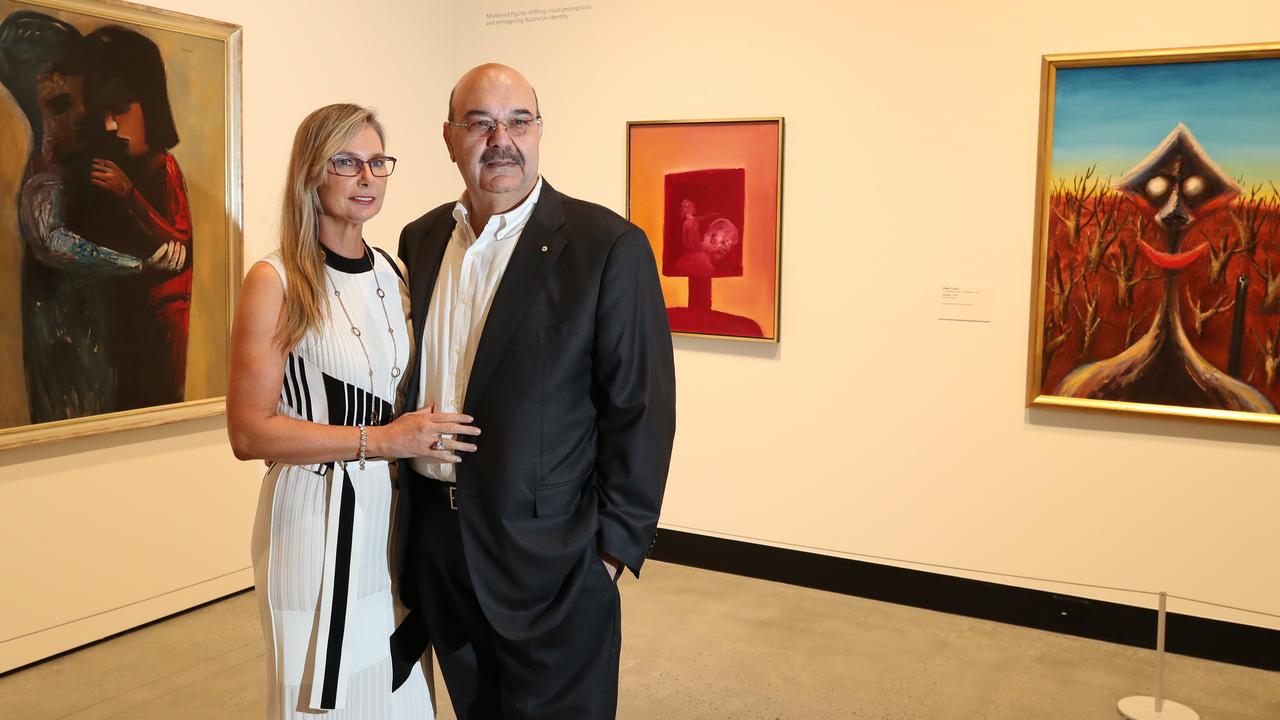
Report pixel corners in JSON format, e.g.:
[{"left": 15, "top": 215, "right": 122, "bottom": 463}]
[{"left": 627, "top": 118, "right": 783, "bottom": 342}]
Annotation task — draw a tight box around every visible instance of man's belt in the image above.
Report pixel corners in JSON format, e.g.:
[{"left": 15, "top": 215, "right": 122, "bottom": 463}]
[{"left": 421, "top": 478, "right": 458, "bottom": 510}]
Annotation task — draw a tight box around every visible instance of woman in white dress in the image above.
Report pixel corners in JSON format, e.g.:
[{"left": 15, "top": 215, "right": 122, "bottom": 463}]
[{"left": 227, "top": 103, "right": 480, "bottom": 718}]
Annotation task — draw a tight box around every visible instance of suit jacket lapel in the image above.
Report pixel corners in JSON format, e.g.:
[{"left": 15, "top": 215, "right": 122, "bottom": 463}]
[
  {"left": 464, "top": 182, "right": 567, "bottom": 415},
  {"left": 406, "top": 214, "right": 454, "bottom": 410}
]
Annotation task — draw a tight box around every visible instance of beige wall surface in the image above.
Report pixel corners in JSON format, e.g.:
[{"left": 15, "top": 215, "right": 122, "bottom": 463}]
[{"left": 3, "top": 0, "right": 1279, "bottom": 674}]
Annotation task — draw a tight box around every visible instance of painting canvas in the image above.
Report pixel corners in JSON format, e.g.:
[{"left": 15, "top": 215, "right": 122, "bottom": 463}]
[
  {"left": 628, "top": 118, "right": 782, "bottom": 342},
  {"left": 1027, "top": 44, "right": 1280, "bottom": 425},
  {"left": 0, "top": 0, "right": 241, "bottom": 448}
]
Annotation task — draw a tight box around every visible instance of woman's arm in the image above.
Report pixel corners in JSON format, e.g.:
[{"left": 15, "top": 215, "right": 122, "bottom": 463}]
[{"left": 226, "top": 261, "right": 479, "bottom": 464}]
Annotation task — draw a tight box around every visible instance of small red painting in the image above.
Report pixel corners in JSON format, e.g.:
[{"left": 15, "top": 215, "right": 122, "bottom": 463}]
[{"left": 628, "top": 119, "right": 782, "bottom": 342}]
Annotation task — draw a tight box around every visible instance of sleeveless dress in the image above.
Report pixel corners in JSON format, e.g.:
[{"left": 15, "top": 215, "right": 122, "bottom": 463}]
[{"left": 250, "top": 247, "right": 433, "bottom": 718}]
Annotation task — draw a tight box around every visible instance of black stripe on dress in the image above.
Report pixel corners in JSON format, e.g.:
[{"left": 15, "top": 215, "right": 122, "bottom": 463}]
[
  {"left": 323, "top": 374, "right": 347, "bottom": 427},
  {"left": 296, "top": 354, "right": 315, "bottom": 421},
  {"left": 319, "top": 466, "right": 357, "bottom": 709},
  {"left": 282, "top": 357, "right": 295, "bottom": 410},
  {"left": 288, "top": 354, "right": 305, "bottom": 418},
  {"left": 320, "top": 373, "right": 394, "bottom": 427}
]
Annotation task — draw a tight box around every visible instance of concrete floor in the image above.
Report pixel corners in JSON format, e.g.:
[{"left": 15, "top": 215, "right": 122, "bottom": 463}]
[{"left": 2, "top": 561, "right": 1277, "bottom": 719}]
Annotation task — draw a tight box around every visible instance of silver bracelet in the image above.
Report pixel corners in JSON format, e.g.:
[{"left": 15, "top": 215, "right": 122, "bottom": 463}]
[{"left": 357, "top": 424, "right": 367, "bottom": 470}]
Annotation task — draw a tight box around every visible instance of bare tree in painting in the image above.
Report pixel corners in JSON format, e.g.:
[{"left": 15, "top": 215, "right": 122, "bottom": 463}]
[
  {"left": 1228, "top": 183, "right": 1275, "bottom": 260},
  {"left": 1185, "top": 289, "right": 1233, "bottom": 338},
  {"left": 1052, "top": 165, "right": 1099, "bottom": 248},
  {"left": 1042, "top": 250, "right": 1079, "bottom": 380},
  {"left": 1075, "top": 278, "right": 1103, "bottom": 360},
  {"left": 1047, "top": 250, "right": 1081, "bottom": 329},
  {"left": 1251, "top": 255, "right": 1280, "bottom": 315},
  {"left": 1207, "top": 229, "right": 1242, "bottom": 286},
  {"left": 1085, "top": 188, "right": 1125, "bottom": 272},
  {"left": 1105, "top": 233, "right": 1159, "bottom": 309},
  {"left": 1252, "top": 323, "right": 1280, "bottom": 387},
  {"left": 1042, "top": 320, "right": 1072, "bottom": 383}
]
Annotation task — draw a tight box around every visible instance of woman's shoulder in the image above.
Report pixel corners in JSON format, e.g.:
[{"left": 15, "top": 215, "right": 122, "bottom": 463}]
[
  {"left": 237, "top": 258, "right": 287, "bottom": 319},
  {"left": 255, "top": 251, "right": 288, "bottom": 290}
]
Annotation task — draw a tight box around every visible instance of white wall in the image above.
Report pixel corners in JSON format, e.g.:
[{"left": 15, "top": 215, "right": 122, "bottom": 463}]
[{"left": 4, "top": 0, "right": 1279, "bottom": 674}]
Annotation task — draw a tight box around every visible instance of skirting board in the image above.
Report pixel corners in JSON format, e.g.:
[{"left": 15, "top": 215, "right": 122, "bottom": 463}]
[
  {"left": 0, "top": 568, "right": 253, "bottom": 675},
  {"left": 649, "top": 529, "right": 1279, "bottom": 672}
]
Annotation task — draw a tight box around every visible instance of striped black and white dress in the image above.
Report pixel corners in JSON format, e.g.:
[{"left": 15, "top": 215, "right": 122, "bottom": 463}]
[{"left": 251, "top": 246, "right": 432, "bottom": 718}]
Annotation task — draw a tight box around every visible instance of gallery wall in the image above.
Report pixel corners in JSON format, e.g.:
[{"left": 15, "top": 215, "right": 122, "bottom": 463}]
[{"left": 3, "top": 0, "right": 1279, "bottom": 674}]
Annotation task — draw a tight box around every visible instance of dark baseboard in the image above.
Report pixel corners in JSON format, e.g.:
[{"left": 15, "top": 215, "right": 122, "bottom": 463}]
[{"left": 649, "top": 529, "right": 1279, "bottom": 672}]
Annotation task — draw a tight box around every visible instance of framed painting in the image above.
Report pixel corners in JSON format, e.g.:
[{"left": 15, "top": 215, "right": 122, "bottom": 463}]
[
  {"left": 1027, "top": 43, "right": 1280, "bottom": 425},
  {"left": 627, "top": 118, "right": 783, "bottom": 342},
  {"left": 0, "top": 0, "right": 242, "bottom": 449}
]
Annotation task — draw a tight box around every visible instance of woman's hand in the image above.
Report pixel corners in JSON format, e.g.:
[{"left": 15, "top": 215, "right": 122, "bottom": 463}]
[
  {"left": 144, "top": 239, "right": 186, "bottom": 273},
  {"left": 90, "top": 159, "right": 134, "bottom": 198},
  {"left": 368, "top": 404, "right": 480, "bottom": 462}
]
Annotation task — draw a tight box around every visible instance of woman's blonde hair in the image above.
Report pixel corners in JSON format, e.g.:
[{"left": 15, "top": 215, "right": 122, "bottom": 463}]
[{"left": 277, "top": 103, "right": 385, "bottom": 349}]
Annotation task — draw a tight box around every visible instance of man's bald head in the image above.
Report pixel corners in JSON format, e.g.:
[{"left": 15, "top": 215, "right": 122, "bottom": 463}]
[{"left": 447, "top": 63, "right": 539, "bottom": 122}]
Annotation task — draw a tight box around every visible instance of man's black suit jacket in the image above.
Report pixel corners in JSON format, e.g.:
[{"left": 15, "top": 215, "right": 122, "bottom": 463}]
[{"left": 394, "top": 180, "right": 676, "bottom": 643}]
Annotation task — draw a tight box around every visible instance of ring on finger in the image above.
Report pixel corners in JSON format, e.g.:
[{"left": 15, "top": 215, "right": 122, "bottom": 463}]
[{"left": 433, "top": 438, "right": 448, "bottom": 452}]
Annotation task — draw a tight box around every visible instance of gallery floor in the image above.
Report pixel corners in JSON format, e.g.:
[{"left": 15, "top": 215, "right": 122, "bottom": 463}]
[{"left": 2, "top": 561, "right": 1276, "bottom": 720}]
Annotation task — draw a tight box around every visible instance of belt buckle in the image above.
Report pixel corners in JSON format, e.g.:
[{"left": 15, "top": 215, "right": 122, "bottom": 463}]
[{"left": 448, "top": 485, "right": 457, "bottom": 511}]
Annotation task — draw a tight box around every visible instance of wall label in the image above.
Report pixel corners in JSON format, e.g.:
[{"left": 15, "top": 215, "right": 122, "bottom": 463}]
[
  {"left": 486, "top": 5, "right": 592, "bottom": 25},
  {"left": 939, "top": 284, "right": 992, "bottom": 322}
]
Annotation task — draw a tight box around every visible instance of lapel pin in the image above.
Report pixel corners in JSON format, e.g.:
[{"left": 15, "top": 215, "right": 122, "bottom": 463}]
[{"left": 541, "top": 245, "right": 549, "bottom": 252}]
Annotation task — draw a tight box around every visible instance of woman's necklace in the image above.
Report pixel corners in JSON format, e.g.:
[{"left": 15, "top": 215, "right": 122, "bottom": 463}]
[{"left": 327, "top": 242, "right": 402, "bottom": 426}]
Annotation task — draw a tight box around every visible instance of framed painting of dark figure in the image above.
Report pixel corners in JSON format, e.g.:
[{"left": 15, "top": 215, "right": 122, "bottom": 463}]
[
  {"left": 1027, "top": 43, "right": 1280, "bottom": 426},
  {"left": 0, "top": 0, "right": 241, "bottom": 449},
  {"left": 627, "top": 118, "right": 783, "bottom": 342}
]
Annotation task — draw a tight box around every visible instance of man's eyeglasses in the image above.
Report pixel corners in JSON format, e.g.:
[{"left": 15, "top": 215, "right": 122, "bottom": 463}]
[
  {"left": 448, "top": 116, "right": 542, "bottom": 138},
  {"left": 328, "top": 155, "right": 397, "bottom": 177}
]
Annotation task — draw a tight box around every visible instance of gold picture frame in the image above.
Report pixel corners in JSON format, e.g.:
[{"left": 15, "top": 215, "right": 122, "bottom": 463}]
[
  {"left": 0, "top": 0, "right": 242, "bottom": 449},
  {"left": 627, "top": 117, "right": 784, "bottom": 342},
  {"left": 1027, "top": 42, "right": 1280, "bottom": 426}
]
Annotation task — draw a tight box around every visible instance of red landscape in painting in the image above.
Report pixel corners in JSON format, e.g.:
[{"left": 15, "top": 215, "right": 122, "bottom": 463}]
[{"left": 1040, "top": 169, "right": 1280, "bottom": 411}]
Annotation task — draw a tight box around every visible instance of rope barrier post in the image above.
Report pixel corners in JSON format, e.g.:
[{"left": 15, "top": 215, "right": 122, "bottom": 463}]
[
  {"left": 1156, "top": 591, "right": 1166, "bottom": 712},
  {"left": 1118, "top": 591, "right": 1199, "bottom": 720}
]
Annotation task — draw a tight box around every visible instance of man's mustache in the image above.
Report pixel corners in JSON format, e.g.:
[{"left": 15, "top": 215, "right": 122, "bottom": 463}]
[{"left": 479, "top": 146, "right": 523, "bottom": 166}]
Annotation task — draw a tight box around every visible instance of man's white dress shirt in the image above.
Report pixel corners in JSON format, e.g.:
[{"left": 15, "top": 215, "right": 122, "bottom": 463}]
[{"left": 411, "top": 178, "right": 544, "bottom": 482}]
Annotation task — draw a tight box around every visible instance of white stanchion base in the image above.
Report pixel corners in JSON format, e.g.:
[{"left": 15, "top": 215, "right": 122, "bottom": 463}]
[{"left": 1118, "top": 696, "right": 1199, "bottom": 719}]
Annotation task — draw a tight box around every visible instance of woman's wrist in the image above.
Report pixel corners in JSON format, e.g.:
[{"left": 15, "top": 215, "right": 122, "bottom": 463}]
[{"left": 363, "top": 423, "right": 391, "bottom": 458}]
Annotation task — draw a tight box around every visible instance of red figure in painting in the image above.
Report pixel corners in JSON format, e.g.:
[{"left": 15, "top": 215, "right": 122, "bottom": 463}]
[
  {"left": 1054, "top": 124, "right": 1274, "bottom": 412},
  {"left": 82, "top": 25, "right": 193, "bottom": 410},
  {"left": 662, "top": 168, "right": 762, "bottom": 338}
]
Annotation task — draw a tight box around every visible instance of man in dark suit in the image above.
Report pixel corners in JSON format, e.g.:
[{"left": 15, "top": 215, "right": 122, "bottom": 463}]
[{"left": 391, "top": 63, "right": 676, "bottom": 719}]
